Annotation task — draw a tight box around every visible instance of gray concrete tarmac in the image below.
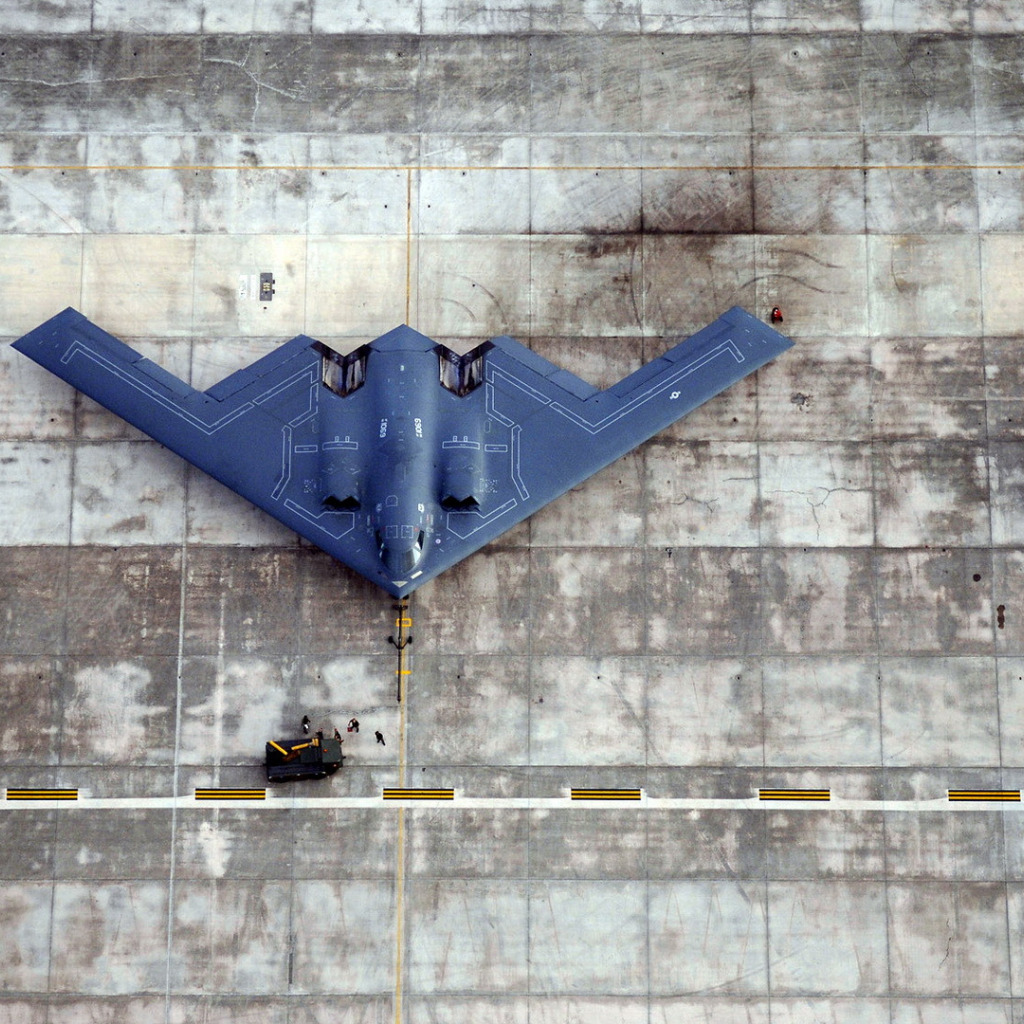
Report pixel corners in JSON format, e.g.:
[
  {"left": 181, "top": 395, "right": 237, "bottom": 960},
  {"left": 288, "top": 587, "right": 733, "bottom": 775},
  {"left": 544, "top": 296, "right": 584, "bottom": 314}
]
[{"left": 2, "top": 3, "right": 1024, "bottom": 1021}]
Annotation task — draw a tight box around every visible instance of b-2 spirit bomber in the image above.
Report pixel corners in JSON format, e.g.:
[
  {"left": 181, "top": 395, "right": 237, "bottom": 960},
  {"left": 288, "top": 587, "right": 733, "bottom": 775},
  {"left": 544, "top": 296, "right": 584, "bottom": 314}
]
[{"left": 14, "top": 306, "right": 791, "bottom": 597}]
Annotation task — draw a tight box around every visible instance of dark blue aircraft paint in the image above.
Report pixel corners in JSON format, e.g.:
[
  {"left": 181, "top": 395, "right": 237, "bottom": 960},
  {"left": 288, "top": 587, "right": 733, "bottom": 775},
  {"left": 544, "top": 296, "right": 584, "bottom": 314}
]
[{"left": 13, "top": 307, "right": 792, "bottom": 597}]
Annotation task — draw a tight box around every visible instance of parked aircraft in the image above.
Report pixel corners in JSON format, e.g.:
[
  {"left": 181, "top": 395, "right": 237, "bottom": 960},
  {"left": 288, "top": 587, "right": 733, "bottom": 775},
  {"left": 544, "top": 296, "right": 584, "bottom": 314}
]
[{"left": 14, "top": 306, "right": 791, "bottom": 597}]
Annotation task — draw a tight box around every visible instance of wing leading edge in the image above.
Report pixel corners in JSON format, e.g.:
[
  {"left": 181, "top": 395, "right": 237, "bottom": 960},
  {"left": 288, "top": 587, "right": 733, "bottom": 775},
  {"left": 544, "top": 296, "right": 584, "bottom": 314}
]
[{"left": 13, "top": 305, "right": 791, "bottom": 597}]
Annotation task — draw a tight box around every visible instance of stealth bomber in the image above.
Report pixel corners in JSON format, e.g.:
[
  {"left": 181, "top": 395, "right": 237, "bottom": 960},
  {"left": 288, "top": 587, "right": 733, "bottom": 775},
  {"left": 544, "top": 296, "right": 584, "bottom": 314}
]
[{"left": 13, "top": 306, "right": 791, "bottom": 597}]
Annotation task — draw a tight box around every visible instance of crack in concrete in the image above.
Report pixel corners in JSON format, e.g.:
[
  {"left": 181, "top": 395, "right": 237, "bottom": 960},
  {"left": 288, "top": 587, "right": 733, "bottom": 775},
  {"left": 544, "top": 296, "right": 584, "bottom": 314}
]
[
  {"left": 768, "top": 485, "right": 864, "bottom": 539},
  {"left": 671, "top": 491, "right": 720, "bottom": 517},
  {"left": 203, "top": 41, "right": 304, "bottom": 128}
]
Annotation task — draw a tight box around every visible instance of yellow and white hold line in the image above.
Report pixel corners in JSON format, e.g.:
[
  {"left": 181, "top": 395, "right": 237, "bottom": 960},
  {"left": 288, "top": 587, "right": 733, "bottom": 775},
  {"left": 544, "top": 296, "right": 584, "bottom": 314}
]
[{"left": 3, "top": 789, "right": 1022, "bottom": 812}]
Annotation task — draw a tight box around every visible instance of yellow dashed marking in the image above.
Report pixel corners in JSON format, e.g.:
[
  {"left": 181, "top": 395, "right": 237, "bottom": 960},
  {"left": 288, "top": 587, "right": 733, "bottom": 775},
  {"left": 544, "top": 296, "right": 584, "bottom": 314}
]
[
  {"left": 194, "top": 788, "right": 266, "bottom": 800},
  {"left": 948, "top": 790, "right": 1020, "bottom": 802},
  {"left": 6, "top": 788, "right": 78, "bottom": 800},
  {"left": 571, "top": 789, "right": 642, "bottom": 801},
  {"left": 760, "top": 789, "right": 831, "bottom": 801},
  {"left": 383, "top": 788, "right": 454, "bottom": 800}
]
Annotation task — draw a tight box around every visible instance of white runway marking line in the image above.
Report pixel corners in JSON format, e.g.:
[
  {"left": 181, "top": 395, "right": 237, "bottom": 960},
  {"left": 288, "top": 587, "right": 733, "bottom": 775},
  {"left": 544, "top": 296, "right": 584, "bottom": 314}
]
[{"left": 3, "top": 790, "right": 1022, "bottom": 811}]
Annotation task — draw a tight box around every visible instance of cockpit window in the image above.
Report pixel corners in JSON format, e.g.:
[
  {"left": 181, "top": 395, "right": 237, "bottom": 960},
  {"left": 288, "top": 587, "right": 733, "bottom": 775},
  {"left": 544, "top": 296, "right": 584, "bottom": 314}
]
[{"left": 377, "top": 528, "right": 426, "bottom": 575}]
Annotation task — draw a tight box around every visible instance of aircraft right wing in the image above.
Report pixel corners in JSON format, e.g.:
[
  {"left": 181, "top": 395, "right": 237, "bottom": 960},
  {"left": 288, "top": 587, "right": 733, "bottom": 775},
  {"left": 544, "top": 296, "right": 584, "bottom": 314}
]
[{"left": 430, "top": 306, "right": 792, "bottom": 569}]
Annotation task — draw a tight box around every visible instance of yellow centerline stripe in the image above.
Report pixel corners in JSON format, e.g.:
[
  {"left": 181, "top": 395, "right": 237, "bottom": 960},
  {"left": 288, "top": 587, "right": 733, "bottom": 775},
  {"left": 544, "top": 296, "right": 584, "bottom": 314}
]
[
  {"left": 393, "top": 594, "right": 411, "bottom": 1024},
  {"left": 394, "top": 807, "right": 405, "bottom": 1024},
  {"left": 405, "top": 167, "right": 413, "bottom": 326}
]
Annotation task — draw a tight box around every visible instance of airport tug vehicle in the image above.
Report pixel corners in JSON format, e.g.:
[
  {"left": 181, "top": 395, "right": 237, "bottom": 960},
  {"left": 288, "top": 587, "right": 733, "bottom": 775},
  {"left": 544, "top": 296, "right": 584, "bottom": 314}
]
[{"left": 265, "top": 734, "right": 344, "bottom": 782}]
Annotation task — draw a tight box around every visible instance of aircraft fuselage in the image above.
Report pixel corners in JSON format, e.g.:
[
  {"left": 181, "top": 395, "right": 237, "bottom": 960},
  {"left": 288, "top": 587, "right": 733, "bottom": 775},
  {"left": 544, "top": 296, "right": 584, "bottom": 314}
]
[
  {"left": 316, "top": 331, "right": 494, "bottom": 586},
  {"left": 365, "top": 346, "right": 439, "bottom": 577}
]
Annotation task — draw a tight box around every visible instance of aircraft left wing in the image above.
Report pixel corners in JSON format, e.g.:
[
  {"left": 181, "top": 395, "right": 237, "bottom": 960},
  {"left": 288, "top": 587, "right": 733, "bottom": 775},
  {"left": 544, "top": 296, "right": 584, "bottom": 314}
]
[{"left": 9, "top": 307, "right": 373, "bottom": 566}]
